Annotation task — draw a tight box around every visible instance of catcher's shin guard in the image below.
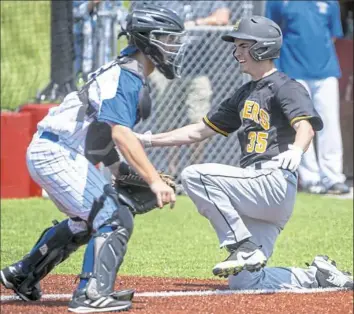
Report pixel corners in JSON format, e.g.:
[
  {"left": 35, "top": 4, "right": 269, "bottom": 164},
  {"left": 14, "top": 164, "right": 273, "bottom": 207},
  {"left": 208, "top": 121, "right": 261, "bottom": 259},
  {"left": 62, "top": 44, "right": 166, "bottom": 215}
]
[
  {"left": 77, "top": 204, "right": 134, "bottom": 300},
  {"left": 7, "top": 219, "right": 90, "bottom": 299}
]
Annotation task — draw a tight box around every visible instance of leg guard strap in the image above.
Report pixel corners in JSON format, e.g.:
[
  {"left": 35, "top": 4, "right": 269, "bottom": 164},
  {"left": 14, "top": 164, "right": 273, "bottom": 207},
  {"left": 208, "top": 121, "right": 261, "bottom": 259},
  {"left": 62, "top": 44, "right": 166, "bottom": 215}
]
[{"left": 18, "top": 219, "right": 90, "bottom": 293}]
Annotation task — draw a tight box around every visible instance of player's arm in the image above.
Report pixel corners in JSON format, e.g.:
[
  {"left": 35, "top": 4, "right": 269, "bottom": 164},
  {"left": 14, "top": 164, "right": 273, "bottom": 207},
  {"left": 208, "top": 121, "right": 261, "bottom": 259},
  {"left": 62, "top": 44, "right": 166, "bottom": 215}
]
[
  {"left": 98, "top": 70, "right": 175, "bottom": 208},
  {"left": 272, "top": 80, "right": 323, "bottom": 172},
  {"left": 136, "top": 97, "right": 240, "bottom": 148},
  {"left": 112, "top": 125, "right": 175, "bottom": 209},
  {"left": 138, "top": 122, "right": 216, "bottom": 148},
  {"left": 292, "top": 119, "right": 315, "bottom": 153}
]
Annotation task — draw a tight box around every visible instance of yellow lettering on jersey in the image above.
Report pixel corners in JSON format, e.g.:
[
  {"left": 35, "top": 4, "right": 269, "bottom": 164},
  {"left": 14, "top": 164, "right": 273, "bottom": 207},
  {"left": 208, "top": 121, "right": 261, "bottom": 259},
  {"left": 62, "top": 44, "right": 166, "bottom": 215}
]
[
  {"left": 259, "top": 109, "right": 270, "bottom": 131},
  {"left": 242, "top": 100, "right": 253, "bottom": 120},
  {"left": 251, "top": 102, "right": 260, "bottom": 123}
]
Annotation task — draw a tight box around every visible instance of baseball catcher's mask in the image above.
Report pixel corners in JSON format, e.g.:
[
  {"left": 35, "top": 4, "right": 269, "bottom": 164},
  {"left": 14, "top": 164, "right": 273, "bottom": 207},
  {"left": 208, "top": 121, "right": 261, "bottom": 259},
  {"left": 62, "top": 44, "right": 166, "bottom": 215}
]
[{"left": 122, "top": 3, "right": 186, "bottom": 79}]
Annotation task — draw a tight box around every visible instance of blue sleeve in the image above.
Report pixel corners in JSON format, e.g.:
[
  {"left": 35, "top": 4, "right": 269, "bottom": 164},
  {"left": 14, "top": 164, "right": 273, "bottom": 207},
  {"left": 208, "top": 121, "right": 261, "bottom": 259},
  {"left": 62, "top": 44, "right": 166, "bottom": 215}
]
[
  {"left": 73, "top": 1, "right": 90, "bottom": 19},
  {"left": 329, "top": 1, "right": 343, "bottom": 38},
  {"left": 265, "top": 1, "right": 282, "bottom": 26},
  {"left": 97, "top": 70, "right": 143, "bottom": 128}
]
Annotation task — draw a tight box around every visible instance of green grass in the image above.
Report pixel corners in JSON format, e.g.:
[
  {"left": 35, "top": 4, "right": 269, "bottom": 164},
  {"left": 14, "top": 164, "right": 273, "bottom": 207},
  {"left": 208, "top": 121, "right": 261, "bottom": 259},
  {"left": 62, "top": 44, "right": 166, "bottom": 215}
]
[
  {"left": 0, "top": 1, "right": 130, "bottom": 110},
  {"left": 1, "top": 1, "right": 50, "bottom": 109},
  {"left": 1, "top": 194, "right": 353, "bottom": 279}
]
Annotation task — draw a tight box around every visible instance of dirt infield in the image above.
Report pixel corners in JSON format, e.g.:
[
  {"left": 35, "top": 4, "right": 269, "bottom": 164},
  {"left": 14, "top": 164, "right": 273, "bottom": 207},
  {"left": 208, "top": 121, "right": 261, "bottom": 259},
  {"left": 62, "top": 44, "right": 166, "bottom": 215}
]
[{"left": 1, "top": 275, "right": 353, "bottom": 314}]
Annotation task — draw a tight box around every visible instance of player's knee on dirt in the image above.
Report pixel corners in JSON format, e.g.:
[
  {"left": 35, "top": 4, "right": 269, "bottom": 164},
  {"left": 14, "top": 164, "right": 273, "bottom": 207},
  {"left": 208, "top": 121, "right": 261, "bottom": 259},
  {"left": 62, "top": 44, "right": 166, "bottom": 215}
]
[
  {"left": 78, "top": 205, "right": 134, "bottom": 299},
  {"left": 228, "top": 269, "right": 263, "bottom": 290},
  {"left": 17, "top": 219, "right": 90, "bottom": 293}
]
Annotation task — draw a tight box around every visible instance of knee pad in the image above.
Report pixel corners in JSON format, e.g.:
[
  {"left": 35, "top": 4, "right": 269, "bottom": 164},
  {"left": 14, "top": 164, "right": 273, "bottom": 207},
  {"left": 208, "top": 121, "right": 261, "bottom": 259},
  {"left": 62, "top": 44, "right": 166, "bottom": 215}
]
[
  {"left": 82, "top": 208, "right": 133, "bottom": 299},
  {"left": 19, "top": 219, "right": 90, "bottom": 293}
]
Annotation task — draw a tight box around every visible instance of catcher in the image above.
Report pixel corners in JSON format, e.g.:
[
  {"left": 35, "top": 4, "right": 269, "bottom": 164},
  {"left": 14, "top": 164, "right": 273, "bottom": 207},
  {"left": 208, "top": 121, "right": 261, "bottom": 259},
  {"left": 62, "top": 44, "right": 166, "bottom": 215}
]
[{"left": 0, "top": 4, "right": 181, "bottom": 313}]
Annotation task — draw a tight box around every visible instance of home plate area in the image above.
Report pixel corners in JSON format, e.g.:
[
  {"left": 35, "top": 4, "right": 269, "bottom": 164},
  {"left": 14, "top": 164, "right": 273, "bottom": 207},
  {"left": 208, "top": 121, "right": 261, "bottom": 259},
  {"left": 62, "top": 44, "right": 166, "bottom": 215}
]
[{"left": 0, "top": 275, "right": 352, "bottom": 314}]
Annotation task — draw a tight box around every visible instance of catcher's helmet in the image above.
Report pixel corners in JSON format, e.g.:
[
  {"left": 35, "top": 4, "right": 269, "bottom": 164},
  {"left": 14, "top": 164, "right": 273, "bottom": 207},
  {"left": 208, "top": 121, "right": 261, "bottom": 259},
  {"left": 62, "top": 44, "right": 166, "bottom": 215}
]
[
  {"left": 222, "top": 16, "right": 282, "bottom": 61},
  {"left": 123, "top": 4, "right": 186, "bottom": 79}
]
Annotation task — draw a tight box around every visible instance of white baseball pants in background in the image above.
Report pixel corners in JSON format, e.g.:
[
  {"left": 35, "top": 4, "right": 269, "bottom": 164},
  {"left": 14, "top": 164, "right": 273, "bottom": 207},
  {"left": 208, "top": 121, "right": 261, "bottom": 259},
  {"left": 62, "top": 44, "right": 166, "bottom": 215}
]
[{"left": 297, "top": 77, "right": 346, "bottom": 188}]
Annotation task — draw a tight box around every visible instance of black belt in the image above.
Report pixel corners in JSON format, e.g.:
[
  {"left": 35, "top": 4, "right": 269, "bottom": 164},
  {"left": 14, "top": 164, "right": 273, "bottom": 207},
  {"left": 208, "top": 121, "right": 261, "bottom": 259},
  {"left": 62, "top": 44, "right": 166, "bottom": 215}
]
[{"left": 40, "top": 131, "right": 59, "bottom": 142}]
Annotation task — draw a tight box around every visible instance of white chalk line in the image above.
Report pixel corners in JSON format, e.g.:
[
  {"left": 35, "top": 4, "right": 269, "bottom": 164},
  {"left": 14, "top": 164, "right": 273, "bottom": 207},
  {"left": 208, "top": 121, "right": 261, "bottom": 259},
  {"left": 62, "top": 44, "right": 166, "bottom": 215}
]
[{"left": 0, "top": 287, "right": 349, "bottom": 302}]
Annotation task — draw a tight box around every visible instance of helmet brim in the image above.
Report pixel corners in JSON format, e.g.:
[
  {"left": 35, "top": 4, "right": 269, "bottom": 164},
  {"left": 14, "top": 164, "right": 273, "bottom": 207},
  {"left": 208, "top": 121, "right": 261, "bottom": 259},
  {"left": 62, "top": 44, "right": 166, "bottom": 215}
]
[{"left": 221, "top": 31, "right": 257, "bottom": 43}]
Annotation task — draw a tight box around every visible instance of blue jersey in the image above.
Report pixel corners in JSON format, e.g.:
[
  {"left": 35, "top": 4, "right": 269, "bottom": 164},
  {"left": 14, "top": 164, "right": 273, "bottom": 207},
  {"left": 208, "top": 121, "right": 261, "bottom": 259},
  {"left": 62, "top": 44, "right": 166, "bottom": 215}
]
[
  {"left": 37, "top": 59, "right": 143, "bottom": 153},
  {"left": 266, "top": 0, "right": 343, "bottom": 80}
]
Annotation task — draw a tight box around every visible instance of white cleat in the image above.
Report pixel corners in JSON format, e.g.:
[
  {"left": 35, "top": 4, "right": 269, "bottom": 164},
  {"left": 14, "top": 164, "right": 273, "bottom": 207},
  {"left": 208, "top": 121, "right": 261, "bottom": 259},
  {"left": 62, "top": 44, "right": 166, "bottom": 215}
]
[
  {"left": 212, "top": 240, "right": 267, "bottom": 278},
  {"left": 309, "top": 255, "right": 353, "bottom": 290}
]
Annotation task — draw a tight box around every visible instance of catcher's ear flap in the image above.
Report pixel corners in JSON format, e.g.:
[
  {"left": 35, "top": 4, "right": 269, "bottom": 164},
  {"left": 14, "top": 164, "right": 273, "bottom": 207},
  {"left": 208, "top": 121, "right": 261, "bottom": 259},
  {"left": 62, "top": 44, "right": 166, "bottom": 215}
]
[{"left": 137, "top": 83, "right": 152, "bottom": 121}]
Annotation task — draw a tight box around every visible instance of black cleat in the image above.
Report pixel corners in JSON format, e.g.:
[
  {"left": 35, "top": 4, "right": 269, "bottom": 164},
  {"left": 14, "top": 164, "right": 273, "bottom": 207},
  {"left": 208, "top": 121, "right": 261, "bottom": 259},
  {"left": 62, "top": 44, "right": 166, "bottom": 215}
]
[
  {"left": 212, "top": 240, "right": 267, "bottom": 278},
  {"left": 327, "top": 183, "right": 350, "bottom": 195},
  {"left": 68, "top": 288, "right": 132, "bottom": 313},
  {"left": 300, "top": 182, "right": 328, "bottom": 194},
  {"left": 308, "top": 255, "right": 353, "bottom": 289},
  {"left": 0, "top": 263, "right": 42, "bottom": 301}
]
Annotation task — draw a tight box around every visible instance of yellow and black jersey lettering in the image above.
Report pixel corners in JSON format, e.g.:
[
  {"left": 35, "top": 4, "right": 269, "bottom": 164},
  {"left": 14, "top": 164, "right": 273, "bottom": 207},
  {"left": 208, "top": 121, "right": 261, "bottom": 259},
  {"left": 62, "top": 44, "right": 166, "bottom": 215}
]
[
  {"left": 246, "top": 131, "right": 269, "bottom": 153},
  {"left": 203, "top": 116, "right": 228, "bottom": 137},
  {"left": 242, "top": 100, "right": 270, "bottom": 131}
]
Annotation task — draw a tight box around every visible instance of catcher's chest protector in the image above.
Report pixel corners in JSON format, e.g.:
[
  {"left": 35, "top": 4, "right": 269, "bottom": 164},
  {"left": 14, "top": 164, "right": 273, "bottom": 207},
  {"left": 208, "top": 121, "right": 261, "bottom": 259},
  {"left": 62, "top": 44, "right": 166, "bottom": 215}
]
[{"left": 84, "top": 57, "right": 152, "bottom": 166}]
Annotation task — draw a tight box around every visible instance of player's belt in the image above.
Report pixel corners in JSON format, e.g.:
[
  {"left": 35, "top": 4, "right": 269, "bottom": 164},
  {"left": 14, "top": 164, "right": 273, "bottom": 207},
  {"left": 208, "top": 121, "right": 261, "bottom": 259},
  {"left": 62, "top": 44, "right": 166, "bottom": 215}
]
[
  {"left": 249, "top": 160, "right": 280, "bottom": 170},
  {"left": 40, "top": 131, "right": 59, "bottom": 142}
]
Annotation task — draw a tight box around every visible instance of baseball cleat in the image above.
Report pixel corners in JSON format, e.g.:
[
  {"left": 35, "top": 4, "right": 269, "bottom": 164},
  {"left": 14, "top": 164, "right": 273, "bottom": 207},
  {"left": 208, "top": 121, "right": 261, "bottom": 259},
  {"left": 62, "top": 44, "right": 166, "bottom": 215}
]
[
  {"left": 68, "top": 288, "right": 132, "bottom": 313},
  {"left": 308, "top": 255, "right": 353, "bottom": 289},
  {"left": 212, "top": 240, "right": 267, "bottom": 278},
  {"left": 110, "top": 289, "right": 135, "bottom": 302},
  {"left": 0, "top": 262, "right": 42, "bottom": 301}
]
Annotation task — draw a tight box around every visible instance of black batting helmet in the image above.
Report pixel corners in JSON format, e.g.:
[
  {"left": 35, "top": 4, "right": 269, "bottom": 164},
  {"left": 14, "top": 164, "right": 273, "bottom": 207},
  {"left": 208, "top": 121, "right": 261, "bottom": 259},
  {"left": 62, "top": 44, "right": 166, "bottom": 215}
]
[
  {"left": 222, "top": 16, "right": 282, "bottom": 61},
  {"left": 123, "top": 4, "right": 186, "bottom": 79}
]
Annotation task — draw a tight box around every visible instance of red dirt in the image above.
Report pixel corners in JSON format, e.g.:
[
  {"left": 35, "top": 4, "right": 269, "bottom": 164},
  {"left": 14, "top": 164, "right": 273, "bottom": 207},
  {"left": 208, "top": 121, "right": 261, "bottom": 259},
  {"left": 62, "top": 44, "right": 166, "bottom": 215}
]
[{"left": 0, "top": 275, "right": 353, "bottom": 314}]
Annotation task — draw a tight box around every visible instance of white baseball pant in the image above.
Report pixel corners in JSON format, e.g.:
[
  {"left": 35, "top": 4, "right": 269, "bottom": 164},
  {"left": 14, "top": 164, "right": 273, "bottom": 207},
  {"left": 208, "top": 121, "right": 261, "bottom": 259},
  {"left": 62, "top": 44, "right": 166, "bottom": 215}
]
[
  {"left": 297, "top": 77, "right": 346, "bottom": 188},
  {"left": 26, "top": 136, "right": 118, "bottom": 234}
]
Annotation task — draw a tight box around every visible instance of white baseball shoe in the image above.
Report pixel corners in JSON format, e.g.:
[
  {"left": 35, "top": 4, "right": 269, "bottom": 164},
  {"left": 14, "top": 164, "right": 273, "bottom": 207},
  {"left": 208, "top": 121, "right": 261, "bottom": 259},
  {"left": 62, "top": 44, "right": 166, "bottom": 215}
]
[
  {"left": 212, "top": 240, "right": 267, "bottom": 278},
  {"left": 308, "top": 255, "right": 353, "bottom": 289}
]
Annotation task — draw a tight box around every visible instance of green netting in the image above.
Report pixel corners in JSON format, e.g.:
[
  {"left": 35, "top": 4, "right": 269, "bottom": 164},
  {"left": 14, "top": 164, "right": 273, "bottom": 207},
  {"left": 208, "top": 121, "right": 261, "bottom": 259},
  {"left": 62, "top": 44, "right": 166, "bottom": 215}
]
[{"left": 1, "top": 1, "right": 50, "bottom": 110}]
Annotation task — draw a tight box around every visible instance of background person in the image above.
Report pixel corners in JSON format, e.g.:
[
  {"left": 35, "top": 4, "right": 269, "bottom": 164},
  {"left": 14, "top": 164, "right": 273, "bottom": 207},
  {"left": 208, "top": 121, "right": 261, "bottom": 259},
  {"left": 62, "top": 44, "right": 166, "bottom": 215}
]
[{"left": 266, "top": 0, "right": 350, "bottom": 195}]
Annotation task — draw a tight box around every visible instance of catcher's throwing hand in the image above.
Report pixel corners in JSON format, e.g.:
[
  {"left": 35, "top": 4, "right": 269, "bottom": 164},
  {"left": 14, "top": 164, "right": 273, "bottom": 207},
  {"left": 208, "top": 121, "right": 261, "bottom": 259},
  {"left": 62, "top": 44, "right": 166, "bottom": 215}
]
[{"left": 150, "top": 179, "right": 176, "bottom": 209}]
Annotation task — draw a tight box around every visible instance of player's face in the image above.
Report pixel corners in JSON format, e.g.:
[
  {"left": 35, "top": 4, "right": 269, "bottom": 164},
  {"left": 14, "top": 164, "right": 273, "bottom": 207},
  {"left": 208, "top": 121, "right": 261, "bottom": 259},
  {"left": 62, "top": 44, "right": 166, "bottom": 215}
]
[{"left": 233, "top": 39, "right": 257, "bottom": 74}]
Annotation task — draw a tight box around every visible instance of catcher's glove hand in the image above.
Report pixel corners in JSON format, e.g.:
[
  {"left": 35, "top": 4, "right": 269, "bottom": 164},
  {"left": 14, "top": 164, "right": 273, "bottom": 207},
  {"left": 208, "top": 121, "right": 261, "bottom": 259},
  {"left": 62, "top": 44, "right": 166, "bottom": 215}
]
[{"left": 114, "top": 162, "right": 176, "bottom": 215}]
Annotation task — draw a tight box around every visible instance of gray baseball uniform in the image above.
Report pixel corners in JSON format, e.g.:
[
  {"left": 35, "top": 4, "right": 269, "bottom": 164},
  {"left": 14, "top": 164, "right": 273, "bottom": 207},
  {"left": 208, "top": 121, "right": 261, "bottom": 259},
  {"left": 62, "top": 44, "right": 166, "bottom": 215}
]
[{"left": 181, "top": 71, "right": 324, "bottom": 289}]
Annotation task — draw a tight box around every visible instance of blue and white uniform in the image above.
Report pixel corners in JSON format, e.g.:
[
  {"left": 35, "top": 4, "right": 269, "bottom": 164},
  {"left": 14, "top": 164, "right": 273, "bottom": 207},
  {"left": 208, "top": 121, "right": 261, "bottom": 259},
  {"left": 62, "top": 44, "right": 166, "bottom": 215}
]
[{"left": 26, "top": 58, "right": 143, "bottom": 234}]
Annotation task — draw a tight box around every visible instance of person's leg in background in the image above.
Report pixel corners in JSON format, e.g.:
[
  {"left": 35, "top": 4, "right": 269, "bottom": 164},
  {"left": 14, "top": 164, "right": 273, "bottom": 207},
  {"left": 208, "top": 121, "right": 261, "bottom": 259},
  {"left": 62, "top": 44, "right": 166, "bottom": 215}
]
[
  {"left": 312, "top": 77, "right": 349, "bottom": 194},
  {"left": 296, "top": 80, "right": 327, "bottom": 194},
  {"left": 185, "top": 75, "right": 213, "bottom": 165}
]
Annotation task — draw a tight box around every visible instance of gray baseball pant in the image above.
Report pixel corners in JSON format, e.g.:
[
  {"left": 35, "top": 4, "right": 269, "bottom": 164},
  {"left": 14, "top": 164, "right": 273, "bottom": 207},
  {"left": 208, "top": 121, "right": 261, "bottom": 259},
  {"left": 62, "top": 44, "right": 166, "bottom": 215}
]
[{"left": 181, "top": 163, "right": 319, "bottom": 290}]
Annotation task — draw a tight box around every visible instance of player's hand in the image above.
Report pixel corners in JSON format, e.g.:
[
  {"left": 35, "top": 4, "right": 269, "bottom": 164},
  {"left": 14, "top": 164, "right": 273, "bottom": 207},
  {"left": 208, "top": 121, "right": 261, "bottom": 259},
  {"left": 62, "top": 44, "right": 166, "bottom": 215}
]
[
  {"left": 133, "top": 130, "right": 152, "bottom": 148},
  {"left": 150, "top": 179, "right": 176, "bottom": 209},
  {"left": 272, "top": 144, "right": 303, "bottom": 172}
]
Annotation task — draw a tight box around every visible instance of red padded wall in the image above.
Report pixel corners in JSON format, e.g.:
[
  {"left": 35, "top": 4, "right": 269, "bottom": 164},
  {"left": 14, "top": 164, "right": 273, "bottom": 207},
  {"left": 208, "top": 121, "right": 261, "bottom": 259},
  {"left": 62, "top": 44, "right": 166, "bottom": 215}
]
[{"left": 1, "top": 112, "right": 32, "bottom": 198}]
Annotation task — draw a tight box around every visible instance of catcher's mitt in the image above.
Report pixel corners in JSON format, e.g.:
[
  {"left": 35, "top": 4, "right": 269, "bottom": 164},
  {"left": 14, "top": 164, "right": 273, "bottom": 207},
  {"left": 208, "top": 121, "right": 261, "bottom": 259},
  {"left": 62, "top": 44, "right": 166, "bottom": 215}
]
[{"left": 114, "top": 162, "right": 176, "bottom": 215}]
